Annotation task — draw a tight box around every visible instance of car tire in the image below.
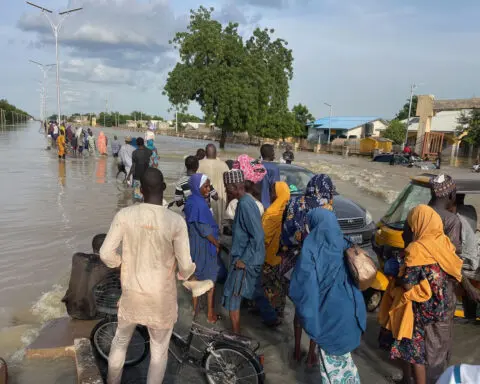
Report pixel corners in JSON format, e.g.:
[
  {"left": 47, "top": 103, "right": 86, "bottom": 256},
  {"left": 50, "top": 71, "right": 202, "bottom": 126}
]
[{"left": 363, "top": 288, "right": 382, "bottom": 312}]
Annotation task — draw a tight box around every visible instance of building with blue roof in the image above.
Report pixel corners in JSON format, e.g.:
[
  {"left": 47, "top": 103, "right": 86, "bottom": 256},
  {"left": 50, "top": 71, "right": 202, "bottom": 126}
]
[{"left": 307, "top": 116, "right": 388, "bottom": 144}]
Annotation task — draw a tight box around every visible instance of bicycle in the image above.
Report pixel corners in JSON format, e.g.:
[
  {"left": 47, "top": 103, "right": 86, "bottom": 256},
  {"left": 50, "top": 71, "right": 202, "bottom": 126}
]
[{"left": 91, "top": 273, "right": 266, "bottom": 383}]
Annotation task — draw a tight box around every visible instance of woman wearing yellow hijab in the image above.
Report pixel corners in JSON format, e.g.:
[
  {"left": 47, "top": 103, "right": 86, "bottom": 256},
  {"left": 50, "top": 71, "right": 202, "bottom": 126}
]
[
  {"left": 378, "top": 205, "right": 462, "bottom": 384},
  {"left": 261, "top": 181, "right": 290, "bottom": 317}
]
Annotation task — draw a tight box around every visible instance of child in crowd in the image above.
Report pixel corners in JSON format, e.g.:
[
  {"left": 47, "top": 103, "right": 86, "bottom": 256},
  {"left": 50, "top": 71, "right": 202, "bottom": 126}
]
[{"left": 175, "top": 155, "right": 218, "bottom": 208}]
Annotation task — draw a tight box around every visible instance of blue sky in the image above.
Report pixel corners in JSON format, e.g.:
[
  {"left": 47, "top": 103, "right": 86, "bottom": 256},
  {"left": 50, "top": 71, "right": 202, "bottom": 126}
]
[{"left": 2, "top": 0, "right": 480, "bottom": 120}]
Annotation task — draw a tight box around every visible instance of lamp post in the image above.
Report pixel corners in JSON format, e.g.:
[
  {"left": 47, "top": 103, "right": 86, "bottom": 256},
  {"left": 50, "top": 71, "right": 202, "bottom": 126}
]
[
  {"left": 403, "top": 83, "right": 417, "bottom": 148},
  {"left": 324, "top": 102, "right": 333, "bottom": 144},
  {"left": 29, "top": 60, "right": 55, "bottom": 122},
  {"left": 26, "top": 2, "right": 82, "bottom": 124}
]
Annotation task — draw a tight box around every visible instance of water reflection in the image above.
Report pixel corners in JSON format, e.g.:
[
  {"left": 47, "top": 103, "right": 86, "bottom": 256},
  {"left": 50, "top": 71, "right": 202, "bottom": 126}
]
[
  {"left": 58, "top": 161, "right": 66, "bottom": 186},
  {"left": 95, "top": 157, "right": 107, "bottom": 184}
]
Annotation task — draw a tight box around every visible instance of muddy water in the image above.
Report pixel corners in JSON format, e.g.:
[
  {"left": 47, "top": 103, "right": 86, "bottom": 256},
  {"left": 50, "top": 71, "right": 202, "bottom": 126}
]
[{"left": 0, "top": 122, "right": 477, "bottom": 382}]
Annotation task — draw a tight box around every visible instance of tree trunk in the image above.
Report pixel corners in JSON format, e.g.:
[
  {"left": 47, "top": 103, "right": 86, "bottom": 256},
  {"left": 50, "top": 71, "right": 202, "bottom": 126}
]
[{"left": 220, "top": 126, "right": 227, "bottom": 149}]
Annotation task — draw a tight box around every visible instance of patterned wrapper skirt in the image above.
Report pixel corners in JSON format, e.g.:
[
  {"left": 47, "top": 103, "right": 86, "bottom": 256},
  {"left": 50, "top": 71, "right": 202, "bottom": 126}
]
[
  {"left": 262, "top": 263, "right": 288, "bottom": 318},
  {"left": 319, "top": 349, "right": 361, "bottom": 384}
]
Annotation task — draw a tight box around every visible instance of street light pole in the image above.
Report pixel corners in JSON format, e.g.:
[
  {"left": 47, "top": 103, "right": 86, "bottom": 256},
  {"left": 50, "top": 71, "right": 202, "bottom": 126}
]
[
  {"left": 26, "top": 2, "right": 83, "bottom": 124},
  {"left": 29, "top": 60, "right": 55, "bottom": 122},
  {"left": 324, "top": 102, "right": 333, "bottom": 144},
  {"left": 404, "top": 83, "right": 417, "bottom": 148}
]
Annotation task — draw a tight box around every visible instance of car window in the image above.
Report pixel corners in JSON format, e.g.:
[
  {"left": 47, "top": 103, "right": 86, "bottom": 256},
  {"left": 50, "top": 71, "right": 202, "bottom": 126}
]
[
  {"left": 279, "top": 167, "right": 314, "bottom": 195},
  {"left": 382, "top": 183, "right": 432, "bottom": 229}
]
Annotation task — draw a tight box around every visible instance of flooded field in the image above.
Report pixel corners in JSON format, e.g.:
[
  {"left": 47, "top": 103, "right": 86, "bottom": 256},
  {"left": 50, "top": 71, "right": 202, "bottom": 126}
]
[{"left": 0, "top": 122, "right": 479, "bottom": 382}]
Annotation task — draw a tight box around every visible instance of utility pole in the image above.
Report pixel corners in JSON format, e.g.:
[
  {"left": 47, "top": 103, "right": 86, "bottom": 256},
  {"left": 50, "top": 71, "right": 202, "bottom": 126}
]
[
  {"left": 324, "top": 102, "right": 333, "bottom": 144},
  {"left": 27, "top": 2, "right": 82, "bottom": 124},
  {"left": 404, "top": 83, "right": 417, "bottom": 148},
  {"left": 175, "top": 110, "right": 178, "bottom": 133}
]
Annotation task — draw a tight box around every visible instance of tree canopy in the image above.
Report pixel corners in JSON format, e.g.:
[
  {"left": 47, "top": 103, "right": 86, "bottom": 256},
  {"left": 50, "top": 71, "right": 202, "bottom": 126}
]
[
  {"left": 396, "top": 95, "right": 418, "bottom": 121},
  {"left": 164, "top": 6, "right": 295, "bottom": 147},
  {"left": 381, "top": 119, "right": 406, "bottom": 145}
]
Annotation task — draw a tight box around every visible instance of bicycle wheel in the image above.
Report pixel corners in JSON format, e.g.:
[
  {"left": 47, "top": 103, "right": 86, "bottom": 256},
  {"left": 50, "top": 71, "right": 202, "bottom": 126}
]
[
  {"left": 90, "top": 319, "right": 150, "bottom": 366},
  {"left": 202, "top": 344, "right": 264, "bottom": 384}
]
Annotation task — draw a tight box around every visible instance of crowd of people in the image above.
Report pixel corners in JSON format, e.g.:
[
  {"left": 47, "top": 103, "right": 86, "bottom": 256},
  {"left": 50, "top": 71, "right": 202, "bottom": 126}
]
[
  {"left": 56, "top": 131, "right": 480, "bottom": 384},
  {"left": 45, "top": 121, "right": 132, "bottom": 160}
]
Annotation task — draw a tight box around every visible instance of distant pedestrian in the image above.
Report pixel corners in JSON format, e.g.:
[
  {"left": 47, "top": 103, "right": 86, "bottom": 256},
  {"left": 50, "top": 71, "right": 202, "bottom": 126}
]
[
  {"left": 97, "top": 131, "right": 107, "bottom": 155},
  {"left": 118, "top": 137, "right": 136, "bottom": 184},
  {"left": 281, "top": 145, "right": 295, "bottom": 164},
  {"left": 435, "top": 152, "right": 442, "bottom": 169},
  {"left": 57, "top": 130, "right": 66, "bottom": 160},
  {"left": 71, "top": 134, "right": 78, "bottom": 157},
  {"left": 127, "top": 137, "right": 152, "bottom": 200},
  {"left": 88, "top": 131, "right": 96, "bottom": 156},
  {"left": 111, "top": 136, "right": 121, "bottom": 158},
  {"left": 146, "top": 139, "right": 160, "bottom": 169}
]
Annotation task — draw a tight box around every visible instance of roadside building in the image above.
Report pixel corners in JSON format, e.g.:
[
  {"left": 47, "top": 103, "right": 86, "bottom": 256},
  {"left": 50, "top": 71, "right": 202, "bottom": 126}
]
[{"left": 308, "top": 116, "right": 387, "bottom": 144}]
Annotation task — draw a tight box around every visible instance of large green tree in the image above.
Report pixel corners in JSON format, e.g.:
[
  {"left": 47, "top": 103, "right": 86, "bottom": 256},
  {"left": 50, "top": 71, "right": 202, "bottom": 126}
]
[
  {"left": 396, "top": 95, "right": 418, "bottom": 120},
  {"left": 164, "top": 6, "right": 294, "bottom": 147},
  {"left": 381, "top": 119, "right": 406, "bottom": 145}
]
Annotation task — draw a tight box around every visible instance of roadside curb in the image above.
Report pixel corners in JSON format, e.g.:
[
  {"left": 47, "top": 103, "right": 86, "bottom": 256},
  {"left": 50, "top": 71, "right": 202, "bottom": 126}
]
[{"left": 74, "top": 338, "right": 103, "bottom": 384}]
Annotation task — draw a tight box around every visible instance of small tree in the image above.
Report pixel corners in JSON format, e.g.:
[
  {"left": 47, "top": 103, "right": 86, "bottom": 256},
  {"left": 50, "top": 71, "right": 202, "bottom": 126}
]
[
  {"left": 381, "top": 120, "right": 406, "bottom": 145},
  {"left": 292, "top": 103, "right": 314, "bottom": 137}
]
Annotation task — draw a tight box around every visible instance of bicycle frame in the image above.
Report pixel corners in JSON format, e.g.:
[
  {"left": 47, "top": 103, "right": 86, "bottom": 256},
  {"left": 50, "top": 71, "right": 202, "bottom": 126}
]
[{"left": 168, "top": 321, "right": 261, "bottom": 372}]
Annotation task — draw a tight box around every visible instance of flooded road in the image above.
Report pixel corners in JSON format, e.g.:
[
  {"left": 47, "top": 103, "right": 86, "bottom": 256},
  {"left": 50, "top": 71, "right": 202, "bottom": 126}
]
[{"left": 0, "top": 122, "right": 479, "bottom": 382}]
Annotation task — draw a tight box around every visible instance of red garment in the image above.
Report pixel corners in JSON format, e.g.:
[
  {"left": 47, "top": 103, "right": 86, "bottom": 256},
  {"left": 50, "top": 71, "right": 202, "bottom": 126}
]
[{"left": 403, "top": 146, "right": 412, "bottom": 154}]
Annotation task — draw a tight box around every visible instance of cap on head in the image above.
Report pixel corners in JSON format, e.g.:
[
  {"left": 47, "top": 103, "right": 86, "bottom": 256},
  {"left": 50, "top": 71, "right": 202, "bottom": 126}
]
[
  {"left": 125, "top": 136, "right": 132, "bottom": 143},
  {"left": 430, "top": 174, "right": 456, "bottom": 199},
  {"left": 223, "top": 169, "right": 244, "bottom": 186}
]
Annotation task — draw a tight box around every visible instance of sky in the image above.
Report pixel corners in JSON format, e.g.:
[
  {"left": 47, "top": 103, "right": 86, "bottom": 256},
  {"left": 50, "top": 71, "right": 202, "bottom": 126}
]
[{"left": 2, "top": 0, "right": 480, "bottom": 120}]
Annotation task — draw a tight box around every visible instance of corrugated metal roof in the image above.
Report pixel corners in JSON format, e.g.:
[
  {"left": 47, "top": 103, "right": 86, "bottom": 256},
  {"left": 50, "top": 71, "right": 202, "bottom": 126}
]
[{"left": 311, "top": 116, "right": 381, "bottom": 130}]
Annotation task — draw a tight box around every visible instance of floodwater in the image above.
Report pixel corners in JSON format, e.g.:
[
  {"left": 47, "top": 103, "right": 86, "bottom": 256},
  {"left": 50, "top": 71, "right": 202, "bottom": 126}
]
[{"left": 0, "top": 122, "right": 479, "bottom": 383}]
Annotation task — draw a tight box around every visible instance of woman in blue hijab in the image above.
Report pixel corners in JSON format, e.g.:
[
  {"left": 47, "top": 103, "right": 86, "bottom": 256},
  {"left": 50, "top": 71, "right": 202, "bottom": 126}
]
[
  {"left": 184, "top": 173, "right": 223, "bottom": 323},
  {"left": 289, "top": 207, "right": 366, "bottom": 383}
]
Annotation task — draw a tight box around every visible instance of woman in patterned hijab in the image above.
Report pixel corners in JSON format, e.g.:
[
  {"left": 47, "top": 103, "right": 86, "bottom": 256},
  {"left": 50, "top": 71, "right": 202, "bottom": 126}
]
[{"left": 282, "top": 174, "right": 335, "bottom": 248}]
